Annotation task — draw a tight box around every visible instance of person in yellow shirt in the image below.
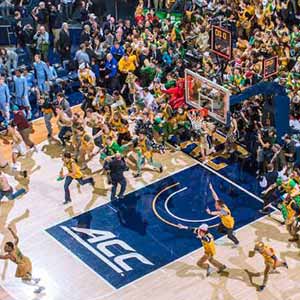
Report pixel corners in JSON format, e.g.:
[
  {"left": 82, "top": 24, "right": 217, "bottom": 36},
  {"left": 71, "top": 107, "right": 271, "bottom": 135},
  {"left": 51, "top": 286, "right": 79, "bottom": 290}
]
[
  {"left": 248, "top": 241, "right": 288, "bottom": 291},
  {"left": 0, "top": 227, "right": 44, "bottom": 294},
  {"left": 118, "top": 53, "right": 137, "bottom": 74},
  {"left": 206, "top": 183, "right": 240, "bottom": 246},
  {"left": 282, "top": 194, "right": 300, "bottom": 242},
  {"left": 110, "top": 111, "right": 131, "bottom": 145},
  {"left": 178, "top": 223, "right": 226, "bottom": 276},
  {"left": 75, "top": 126, "right": 95, "bottom": 170},
  {"left": 59, "top": 152, "right": 95, "bottom": 204}
]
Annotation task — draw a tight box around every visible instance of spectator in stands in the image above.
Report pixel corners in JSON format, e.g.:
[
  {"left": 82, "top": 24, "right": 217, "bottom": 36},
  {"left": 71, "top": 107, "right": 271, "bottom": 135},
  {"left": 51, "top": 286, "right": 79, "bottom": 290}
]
[
  {"left": 12, "top": 10, "right": 24, "bottom": 48},
  {"left": 58, "top": 23, "right": 71, "bottom": 64},
  {"left": 0, "top": 48, "right": 18, "bottom": 76},
  {"left": 0, "top": 0, "right": 13, "bottom": 16},
  {"left": 282, "top": 134, "right": 296, "bottom": 170},
  {"left": 0, "top": 75, "right": 10, "bottom": 124},
  {"left": 110, "top": 41, "right": 125, "bottom": 62},
  {"left": 13, "top": 69, "right": 31, "bottom": 119},
  {"left": 75, "top": 44, "right": 90, "bottom": 66},
  {"left": 33, "top": 26, "right": 50, "bottom": 61},
  {"left": 104, "top": 53, "right": 119, "bottom": 92},
  {"left": 32, "top": 2, "right": 49, "bottom": 31},
  {"left": 50, "top": 5, "right": 64, "bottom": 52},
  {"left": 33, "top": 54, "right": 50, "bottom": 94},
  {"left": 80, "top": 25, "right": 91, "bottom": 44},
  {"left": 61, "top": 0, "right": 75, "bottom": 20},
  {"left": 21, "top": 24, "right": 35, "bottom": 60}
]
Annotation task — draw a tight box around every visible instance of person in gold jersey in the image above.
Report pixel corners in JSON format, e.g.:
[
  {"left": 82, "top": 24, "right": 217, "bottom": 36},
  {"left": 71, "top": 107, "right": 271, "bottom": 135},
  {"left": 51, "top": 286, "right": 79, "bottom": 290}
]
[
  {"left": 206, "top": 183, "right": 240, "bottom": 246},
  {"left": 178, "top": 223, "right": 226, "bottom": 276},
  {"left": 248, "top": 241, "right": 288, "bottom": 291},
  {"left": 0, "top": 227, "right": 44, "bottom": 293},
  {"left": 59, "top": 152, "right": 94, "bottom": 204}
]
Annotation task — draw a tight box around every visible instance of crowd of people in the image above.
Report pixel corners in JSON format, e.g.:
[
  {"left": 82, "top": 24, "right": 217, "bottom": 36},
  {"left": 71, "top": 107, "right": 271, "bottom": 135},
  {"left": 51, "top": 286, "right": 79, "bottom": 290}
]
[{"left": 0, "top": 0, "right": 300, "bottom": 294}]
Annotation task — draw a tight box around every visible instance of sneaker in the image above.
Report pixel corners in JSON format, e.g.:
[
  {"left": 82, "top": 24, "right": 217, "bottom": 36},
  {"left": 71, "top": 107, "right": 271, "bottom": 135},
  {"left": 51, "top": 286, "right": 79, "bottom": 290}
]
[
  {"left": 159, "top": 166, "right": 163, "bottom": 173},
  {"left": 217, "top": 265, "right": 226, "bottom": 273},
  {"left": 258, "top": 285, "right": 265, "bottom": 292},
  {"left": 232, "top": 243, "right": 239, "bottom": 249},
  {"left": 33, "top": 278, "right": 41, "bottom": 285},
  {"left": 283, "top": 262, "right": 288, "bottom": 269},
  {"left": 206, "top": 267, "right": 212, "bottom": 277},
  {"left": 12, "top": 164, "right": 18, "bottom": 170},
  {"left": 63, "top": 200, "right": 71, "bottom": 205},
  {"left": 288, "top": 237, "right": 299, "bottom": 242},
  {"left": 34, "top": 286, "right": 45, "bottom": 294},
  {"left": 259, "top": 209, "right": 269, "bottom": 215},
  {"left": 133, "top": 173, "right": 141, "bottom": 178},
  {"left": 91, "top": 178, "right": 95, "bottom": 187}
]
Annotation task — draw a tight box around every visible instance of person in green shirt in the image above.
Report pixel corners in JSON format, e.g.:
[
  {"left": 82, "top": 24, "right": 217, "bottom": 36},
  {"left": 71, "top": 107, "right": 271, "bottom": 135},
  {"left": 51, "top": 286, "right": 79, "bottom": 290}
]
[{"left": 100, "top": 136, "right": 128, "bottom": 160}]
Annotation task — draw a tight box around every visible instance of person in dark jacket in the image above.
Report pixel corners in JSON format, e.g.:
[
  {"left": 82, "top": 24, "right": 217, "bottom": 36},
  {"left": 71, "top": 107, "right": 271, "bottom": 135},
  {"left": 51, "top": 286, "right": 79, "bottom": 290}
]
[
  {"left": 58, "top": 23, "right": 71, "bottom": 63},
  {"left": 49, "top": 5, "right": 63, "bottom": 52},
  {"left": 104, "top": 152, "right": 129, "bottom": 202}
]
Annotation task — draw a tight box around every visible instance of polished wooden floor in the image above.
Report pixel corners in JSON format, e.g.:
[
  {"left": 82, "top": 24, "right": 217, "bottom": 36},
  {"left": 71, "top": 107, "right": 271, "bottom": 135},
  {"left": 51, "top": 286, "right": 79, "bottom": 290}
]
[{"left": 0, "top": 111, "right": 300, "bottom": 300}]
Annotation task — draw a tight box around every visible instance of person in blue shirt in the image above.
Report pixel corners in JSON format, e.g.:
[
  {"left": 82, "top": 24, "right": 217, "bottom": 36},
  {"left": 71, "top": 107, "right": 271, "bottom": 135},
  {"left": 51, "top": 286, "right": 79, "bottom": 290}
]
[
  {"left": 0, "top": 75, "right": 10, "bottom": 124},
  {"left": 33, "top": 54, "right": 50, "bottom": 94},
  {"left": 91, "top": 57, "right": 100, "bottom": 83},
  {"left": 162, "top": 48, "right": 174, "bottom": 68},
  {"left": 110, "top": 41, "right": 125, "bottom": 61},
  {"left": 13, "top": 69, "right": 31, "bottom": 119},
  {"left": 105, "top": 53, "right": 118, "bottom": 79},
  {"left": 23, "top": 67, "right": 35, "bottom": 92},
  {"left": 74, "top": 44, "right": 90, "bottom": 66},
  {"left": 104, "top": 53, "right": 120, "bottom": 92},
  {"left": 47, "top": 63, "right": 58, "bottom": 81}
]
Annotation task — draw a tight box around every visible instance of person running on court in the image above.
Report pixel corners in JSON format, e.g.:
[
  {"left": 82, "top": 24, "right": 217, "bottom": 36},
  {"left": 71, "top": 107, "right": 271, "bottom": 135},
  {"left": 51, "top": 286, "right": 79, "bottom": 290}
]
[
  {"left": 206, "top": 183, "right": 240, "bottom": 246},
  {"left": 248, "top": 241, "right": 288, "bottom": 291},
  {"left": 0, "top": 227, "right": 44, "bottom": 293},
  {"left": 59, "top": 152, "right": 95, "bottom": 204},
  {"left": 178, "top": 223, "right": 226, "bottom": 276}
]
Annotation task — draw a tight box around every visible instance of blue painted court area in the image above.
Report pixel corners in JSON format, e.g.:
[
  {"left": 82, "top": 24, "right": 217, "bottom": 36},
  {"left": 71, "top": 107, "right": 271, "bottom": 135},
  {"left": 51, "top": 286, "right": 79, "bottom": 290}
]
[{"left": 46, "top": 164, "right": 266, "bottom": 289}]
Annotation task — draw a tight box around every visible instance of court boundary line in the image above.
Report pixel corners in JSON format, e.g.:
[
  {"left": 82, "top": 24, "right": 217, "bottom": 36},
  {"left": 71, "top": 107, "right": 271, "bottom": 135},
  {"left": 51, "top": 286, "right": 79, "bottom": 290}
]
[{"left": 196, "top": 160, "right": 278, "bottom": 211}]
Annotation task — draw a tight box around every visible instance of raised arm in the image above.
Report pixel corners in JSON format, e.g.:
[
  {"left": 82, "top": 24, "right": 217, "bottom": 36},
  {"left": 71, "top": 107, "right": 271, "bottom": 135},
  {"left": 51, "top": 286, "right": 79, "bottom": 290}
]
[
  {"left": 8, "top": 227, "right": 19, "bottom": 246},
  {"left": 209, "top": 183, "right": 219, "bottom": 202}
]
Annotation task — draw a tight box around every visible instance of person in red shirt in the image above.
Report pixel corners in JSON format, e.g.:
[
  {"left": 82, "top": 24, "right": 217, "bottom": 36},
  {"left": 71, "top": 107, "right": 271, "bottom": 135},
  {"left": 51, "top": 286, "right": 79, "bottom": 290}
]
[{"left": 12, "top": 106, "right": 36, "bottom": 150}]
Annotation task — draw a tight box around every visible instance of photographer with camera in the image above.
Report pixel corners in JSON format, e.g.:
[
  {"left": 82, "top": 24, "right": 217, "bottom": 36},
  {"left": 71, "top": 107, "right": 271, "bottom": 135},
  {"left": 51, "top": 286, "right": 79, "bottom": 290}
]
[{"left": 33, "top": 26, "right": 50, "bottom": 61}]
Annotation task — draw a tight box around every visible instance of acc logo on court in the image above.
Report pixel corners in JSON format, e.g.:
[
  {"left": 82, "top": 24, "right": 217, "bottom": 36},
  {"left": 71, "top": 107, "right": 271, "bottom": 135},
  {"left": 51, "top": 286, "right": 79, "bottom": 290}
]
[{"left": 61, "top": 226, "right": 154, "bottom": 281}]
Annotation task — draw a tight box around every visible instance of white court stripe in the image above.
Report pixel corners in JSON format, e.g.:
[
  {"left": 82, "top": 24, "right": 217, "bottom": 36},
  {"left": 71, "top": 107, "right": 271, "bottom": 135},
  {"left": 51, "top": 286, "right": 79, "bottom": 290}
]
[
  {"left": 59, "top": 226, "right": 120, "bottom": 290},
  {"left": 197, "top": 161, "right": 279, "bottom": 211},
  {"left": 164, "top": 187, "right": 218, "bottom": 223}
]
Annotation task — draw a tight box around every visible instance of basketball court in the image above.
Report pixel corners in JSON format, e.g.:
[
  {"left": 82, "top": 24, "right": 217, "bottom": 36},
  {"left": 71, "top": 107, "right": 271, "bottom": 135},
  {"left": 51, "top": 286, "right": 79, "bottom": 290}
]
[{"left": 0, "top": 72, "right": 299, "bottom": 300}]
